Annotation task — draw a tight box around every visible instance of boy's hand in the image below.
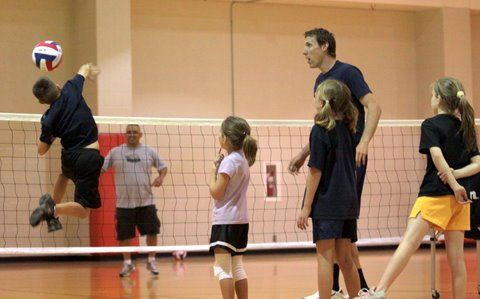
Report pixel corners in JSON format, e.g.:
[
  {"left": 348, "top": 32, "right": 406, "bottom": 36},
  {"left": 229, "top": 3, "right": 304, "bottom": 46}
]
[{"left": 87, "top": 64, "right": 100, "bottom": 81}]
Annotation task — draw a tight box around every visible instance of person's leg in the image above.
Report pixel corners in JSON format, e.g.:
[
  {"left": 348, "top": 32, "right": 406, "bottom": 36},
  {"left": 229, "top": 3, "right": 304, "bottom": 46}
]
[
  {"left": 444, "top": 230, "right": 467, "bottom": 299},
  {"left": 233, "top": 255, "right": 248, "bottom": 299},
  {"left": 316, "top": 239, "right": 335, "bottom": 299},
  {"left": 214, "top": 247, "right": 234, "bottom": 299},
  {"left": 351, "top": 243, "right": 369, "bottom": 289},
  {"left": 146, "top": 234, "right": 157, "bottom": 260},
  {"left": 120, "top": 239, "right": 132, "bottom": 261},
  {"left": 353, "top": 156, "right": 369, "bottom": 289},
  {"left": 117, "top": 208, "right": 136, "bottom": 277},
  {"left": 52, "top": 174, "right": 69, "bottom": 204},
  {"left": 335, "top": 239, "right": 360, "bottom": 297},
  {"left": 376, "top": 214, "right": 430, "bottom": 292},
  {"left": 54, "top": 202, "right": 90, "bottom": 218}
]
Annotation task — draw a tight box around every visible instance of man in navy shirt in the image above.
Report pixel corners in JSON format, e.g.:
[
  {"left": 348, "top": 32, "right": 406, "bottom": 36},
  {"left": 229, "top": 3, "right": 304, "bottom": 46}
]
[
  {"left": 290, "top": 28, "right": 382, "bottom": 299},
  {"left": 29, "top": 63, "right": 103, "bottom": 232}
]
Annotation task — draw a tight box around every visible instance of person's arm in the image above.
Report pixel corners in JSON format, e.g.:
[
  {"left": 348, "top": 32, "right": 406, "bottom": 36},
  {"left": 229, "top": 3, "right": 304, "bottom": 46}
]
[
  {"left": 209, "top": 153, "right": 230, "bottom": 200},
  {"left": 77, "top": 63, "right": 100, "bottom": 80},
  {"left": 152, "top": 167, "right": 168, "bottom": 187},
  {"left": 357, "top": 93, "right": 381, "bottom": 166},
  {"left": 438, "top": 155, "right": 480, "bottom": 182},
  {"left": 430, "top": 147, "right": 470, "bottom": 204},
  {"left": 288, "top": 143, "right": 310, "bottom": 175},
  {"left": 297, "top": 167, "right": 321, "bottom": 230},
  {"left": 37, "top": 140, "right": 52, "bottom": 156}
]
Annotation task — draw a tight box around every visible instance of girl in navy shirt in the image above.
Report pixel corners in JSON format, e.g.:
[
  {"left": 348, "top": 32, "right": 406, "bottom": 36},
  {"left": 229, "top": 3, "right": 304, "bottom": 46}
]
[{"left": 297, "top": 79, "right": 360, "bottom": 299}]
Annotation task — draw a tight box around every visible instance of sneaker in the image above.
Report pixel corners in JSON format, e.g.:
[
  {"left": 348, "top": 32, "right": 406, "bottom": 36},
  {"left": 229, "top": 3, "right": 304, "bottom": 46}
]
[
  {"left": 46, "top": 217, "right": 63, "bottom": 232},
  {"left": 302, "top": 290, "right": 345, "bottom": 299},
  {"left": 302, "top": 291, "right": 319, "bottom": 299},
  {"left": 39, "top": 195, "right": 62, "bottom": 232},
  {"left": 119, "top": 263, "right": 135, "bottom": 277},
  {"left": 146, "top": 261, "right": 159, "bottom": 275},
  {"left": 30, "top": 194, "right": 55, "bottom": 227},
  {"left": 354, "top": 288, "right": 386, "bottom": 299},
  {"left": 331, "top": 289, "right": 346, "bottom": 299}
]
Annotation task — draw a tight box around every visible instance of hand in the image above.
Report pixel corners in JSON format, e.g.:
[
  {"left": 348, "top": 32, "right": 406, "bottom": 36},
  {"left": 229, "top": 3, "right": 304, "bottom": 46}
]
[
  {"left": 213, "top": 153, "right": 224, "bottom": 169},
  {"left": 151, "top": 176, "right": 164, "bottom": 187},
  {"left": 87, "top": 64, "right": 100, "bottom": 81},
  {"left": 356, "top": 140, "right": 369, "bottom": 167},
  {"left": 296, "top": 206, "right": 311, "bottom": 230},
  {"left": 437, "top": 168, "right": 453, "bottom": 184},
  {"left": 453, "top": 184, "right": 471, "bottom": 204},
  {"left": 288, "top": 153, "right": 307, "bottom": 175}
]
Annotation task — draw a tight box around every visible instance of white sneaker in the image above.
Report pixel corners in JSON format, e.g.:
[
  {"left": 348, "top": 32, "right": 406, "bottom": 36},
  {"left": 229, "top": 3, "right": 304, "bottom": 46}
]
[
  {"left": 119, "top": 263, "right": 135, "bottom": 277},
  {"left": 302, "top": 291, "right": 319, "bottom": 299},
  {"left": 302, "top": 289, "right": 346, "bottom": 299},
  {"left": 331, "top": 289, "right": 346, "bottom": 299},
  {"left": 354, "top": 288, "right": 386, "bottom": 299}
]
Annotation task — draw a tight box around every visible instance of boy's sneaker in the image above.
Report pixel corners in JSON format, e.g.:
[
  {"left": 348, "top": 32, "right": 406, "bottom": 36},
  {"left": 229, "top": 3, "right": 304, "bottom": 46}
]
[
  {"left": 354, "top": 288, "right": 386, "bottom": 299},
  {"left": 30, "top": 194, "right": 55, "bottom": 227},
  {"left": 146, "top": 260, "right": 159, "bottom": 275},
  {"left": 39, "top": 194, "right": 62, "bottom": 232},
  {"left": 119, "top": 263, "right": 135, "bottom": 277}
]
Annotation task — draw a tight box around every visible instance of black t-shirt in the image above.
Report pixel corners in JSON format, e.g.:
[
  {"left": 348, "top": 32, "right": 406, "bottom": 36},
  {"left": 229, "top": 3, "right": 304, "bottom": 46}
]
[
  {"left": 40, "top": 74, "right": 98, "bottom": 150},
  {"left": 314, "top": 61, "right": 372, "bottom": 143},
  {"left": 308, "top": 121, "right": 359, "bottom": 220},
  {"left": 418, "top": 114, "right": 479, "bottom": 196}
]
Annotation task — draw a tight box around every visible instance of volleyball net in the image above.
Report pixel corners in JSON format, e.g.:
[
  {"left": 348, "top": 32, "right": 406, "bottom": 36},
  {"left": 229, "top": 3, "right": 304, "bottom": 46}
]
[{"left": 0, "top": 113, "right": 426, "bottom": 256}]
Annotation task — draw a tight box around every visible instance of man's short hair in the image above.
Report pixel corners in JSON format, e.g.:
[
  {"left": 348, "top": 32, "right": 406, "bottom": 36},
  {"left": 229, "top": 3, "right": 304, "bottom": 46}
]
[
  {"left": 304, "top": 28, "right": 336, "bottom": 58},
  {"left": 32, "top": 77, "right": 59, "bottom": 104}
]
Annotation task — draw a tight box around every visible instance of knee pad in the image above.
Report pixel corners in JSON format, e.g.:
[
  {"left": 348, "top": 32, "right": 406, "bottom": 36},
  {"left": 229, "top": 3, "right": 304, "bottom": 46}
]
[
  {"left": 213, "top": 253, "right": 232, "bottom": 280},
  {"left": 232, "top": 255, "right": 247, "bottom": 281}
]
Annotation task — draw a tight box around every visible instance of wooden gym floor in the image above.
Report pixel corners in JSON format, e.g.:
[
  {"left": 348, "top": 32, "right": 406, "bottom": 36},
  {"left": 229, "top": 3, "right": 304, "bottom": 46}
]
[{"left": 0, "top": 247, "right": 478, "bottom": 298}]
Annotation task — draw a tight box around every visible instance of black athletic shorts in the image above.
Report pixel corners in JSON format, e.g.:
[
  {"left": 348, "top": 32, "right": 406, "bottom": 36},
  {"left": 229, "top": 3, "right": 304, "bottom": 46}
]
[
  {"left": 312, "top": 219, "right": 358, "bottom": 243},
  {"left": 209, "top": 224, "right": 249, "bottom": 256},
  {"left": 116, "top": 205, "right": 161, "bottom": 241},
  {"left": 61, "top": 148, "right": 104, "bottom": 209}
]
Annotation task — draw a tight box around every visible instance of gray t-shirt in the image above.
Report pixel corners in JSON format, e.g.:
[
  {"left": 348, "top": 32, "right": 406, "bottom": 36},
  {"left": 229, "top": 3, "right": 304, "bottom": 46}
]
[
  {"left": 102, "top": 144, "right": 167, "bottom": 208},
  {"left": 213, "top": 150, "right": 250, "bottom": 225}
]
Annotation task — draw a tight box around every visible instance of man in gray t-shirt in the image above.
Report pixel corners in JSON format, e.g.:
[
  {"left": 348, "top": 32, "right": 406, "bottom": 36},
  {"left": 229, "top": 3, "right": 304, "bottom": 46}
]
[{"left": 102, "top": 124, "right": 168, "bottom": 277}]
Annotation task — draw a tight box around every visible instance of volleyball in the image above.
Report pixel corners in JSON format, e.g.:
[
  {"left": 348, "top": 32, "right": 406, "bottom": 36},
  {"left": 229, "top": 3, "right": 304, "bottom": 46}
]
[
  {"left": 32, "top": 41, "right": 63, "bottom": 72},
  {"left": 172, "top": 250, "right": 187, "bottom": 260}
]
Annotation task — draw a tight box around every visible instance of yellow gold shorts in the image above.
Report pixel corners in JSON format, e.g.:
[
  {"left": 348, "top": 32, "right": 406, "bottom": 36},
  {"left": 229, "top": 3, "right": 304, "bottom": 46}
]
[{"left": 409, "top": 195, "right": 470, "bottom": 231}]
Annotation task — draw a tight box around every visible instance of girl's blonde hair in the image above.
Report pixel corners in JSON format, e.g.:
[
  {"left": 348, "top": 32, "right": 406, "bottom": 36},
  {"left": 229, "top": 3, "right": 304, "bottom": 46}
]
[
  {"left": 221, "top": 116, "right": 258, "bottom": 166},
  {"left": 314, "top": 79, "right": 358, "bottom": 133},
  {"left": 433, "top": 77, "right": 476, "bottom": 151}
]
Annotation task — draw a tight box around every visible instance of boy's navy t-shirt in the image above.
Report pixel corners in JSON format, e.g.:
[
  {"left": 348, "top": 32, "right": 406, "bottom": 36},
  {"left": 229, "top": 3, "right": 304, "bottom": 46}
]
[
  {"left": 308, "top": 120, "right": 359, "bottom": 220},
  {"left": 418, "top": 114, "right": 479, "bottom": 196},
  {"left": 314, "top": 61, "right": 371, "bottom": 143},
  {"left": 40, "top": 74, "right": 98, "bottom": 150}
]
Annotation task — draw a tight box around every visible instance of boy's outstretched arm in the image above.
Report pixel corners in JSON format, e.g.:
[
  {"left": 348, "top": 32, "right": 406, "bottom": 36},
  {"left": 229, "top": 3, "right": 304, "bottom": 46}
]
[{"left": 77, "top": 63, "right": 100, "bottom": 80}]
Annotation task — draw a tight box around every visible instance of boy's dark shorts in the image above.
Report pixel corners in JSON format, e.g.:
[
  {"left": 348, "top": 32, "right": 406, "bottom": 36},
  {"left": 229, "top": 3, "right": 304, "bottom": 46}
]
[{"left": 61, "top": 148, "right": 104, "bottom": 209}]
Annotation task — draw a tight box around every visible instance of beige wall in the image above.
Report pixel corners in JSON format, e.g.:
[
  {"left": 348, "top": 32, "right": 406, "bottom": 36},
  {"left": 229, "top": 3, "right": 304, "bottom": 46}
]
[
  {"left": 131, "top": 0, "right": 232, "bottom": 118},
  {"left": 1, "top": 0, "right": 478, "bottom": 120},
  {"left": 472, "top": 14, "right": 480, "bottom": 113},
  {"left": 0, "top": 0, "right": 75, "bottom": 114}
]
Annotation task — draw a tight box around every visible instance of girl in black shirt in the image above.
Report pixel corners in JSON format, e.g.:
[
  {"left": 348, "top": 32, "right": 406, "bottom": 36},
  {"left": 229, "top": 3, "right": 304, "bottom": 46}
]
[
  {"left": 356, "top": 77, "right": 480, "bottom": 299},
  {"left": 297, "top": 79, "right": 360, "bottom": 299}
]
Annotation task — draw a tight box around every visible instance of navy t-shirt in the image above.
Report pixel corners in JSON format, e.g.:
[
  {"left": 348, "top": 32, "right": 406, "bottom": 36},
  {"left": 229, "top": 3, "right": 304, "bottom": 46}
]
[
  {"left": 418, "top": 114, "right": 479, "bottom": 196},
  {"left": 40, "top": 74, "right": 98, "bottom": 150},
  {"left": 308, "top": 121, "right": 359, "bottom": 220},
  {"left": 314, "top": 61, "right": 372, "bottom": 143}
]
